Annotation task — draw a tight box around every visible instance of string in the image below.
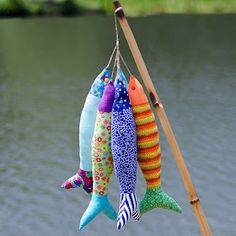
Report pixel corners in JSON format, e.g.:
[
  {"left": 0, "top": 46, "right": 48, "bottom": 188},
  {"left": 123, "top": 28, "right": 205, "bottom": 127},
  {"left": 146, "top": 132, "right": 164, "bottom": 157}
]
[
  {"left": 111, "top": 51, "right": 118, "bottom": 81},
  {"left": 114, "top": 13, "right": 132, "bottom": 78},
  {"left": 114, "top": 13, "right": 121, "bottom": 77},
  {"left": 119, "top": 51, "right": 132, "bottom": 76},
  {"left": 106, "top": 44, "right": 118, "bottom": 68}
]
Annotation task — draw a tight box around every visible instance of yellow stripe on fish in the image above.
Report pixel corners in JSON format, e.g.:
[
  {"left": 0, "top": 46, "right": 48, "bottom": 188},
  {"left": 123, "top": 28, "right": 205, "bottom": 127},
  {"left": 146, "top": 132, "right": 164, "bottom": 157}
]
[
  {"left": 132, "top": 103, "right": 162, "bottom": 190},
  {"left": 132, "top": 103, "right": 150, "bottom": 113}
]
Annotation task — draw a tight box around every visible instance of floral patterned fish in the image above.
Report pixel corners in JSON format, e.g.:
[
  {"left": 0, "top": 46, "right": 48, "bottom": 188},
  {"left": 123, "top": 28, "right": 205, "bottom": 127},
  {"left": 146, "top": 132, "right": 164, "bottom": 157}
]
[
  {"left": 79, "top": 81, "right": 117, "bottom": 229},
  {"left": 61, "top": 68, "right": 110, "bottom": 193},
  {"left": 128, "top": 76, "right": 182, "bottom": 214},
  {"left": 111, "top": 78, "right": 141, "bottom": 230}
]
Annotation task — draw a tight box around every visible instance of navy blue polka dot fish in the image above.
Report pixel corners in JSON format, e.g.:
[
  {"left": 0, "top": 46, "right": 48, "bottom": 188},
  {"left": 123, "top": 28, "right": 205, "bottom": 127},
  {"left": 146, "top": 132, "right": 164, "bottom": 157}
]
[{"left": 111, "top": 77, "right": 141, "bottom": 230}]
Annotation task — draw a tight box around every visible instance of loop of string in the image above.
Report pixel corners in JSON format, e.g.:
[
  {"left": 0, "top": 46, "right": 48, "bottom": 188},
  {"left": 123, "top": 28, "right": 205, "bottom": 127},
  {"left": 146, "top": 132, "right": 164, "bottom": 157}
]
[
  {"left": 114, "top": 13, "right": 132, "bottom": 78},
  {"left": 107, "top": 13, "right": 133, "bottom": 80}
]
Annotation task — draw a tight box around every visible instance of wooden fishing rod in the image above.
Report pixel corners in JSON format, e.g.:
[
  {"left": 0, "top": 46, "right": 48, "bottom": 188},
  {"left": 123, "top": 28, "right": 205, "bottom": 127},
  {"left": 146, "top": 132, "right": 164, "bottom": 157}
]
[{"left": 113, "top": 1, "right": 212, "bottom": 236}]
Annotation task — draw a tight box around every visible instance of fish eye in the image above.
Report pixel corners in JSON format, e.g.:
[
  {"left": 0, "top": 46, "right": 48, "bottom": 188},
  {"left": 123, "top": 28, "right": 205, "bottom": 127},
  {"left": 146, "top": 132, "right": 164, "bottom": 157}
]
[{"left": 131, "top": 86, "right": 135, "bottom": 90}]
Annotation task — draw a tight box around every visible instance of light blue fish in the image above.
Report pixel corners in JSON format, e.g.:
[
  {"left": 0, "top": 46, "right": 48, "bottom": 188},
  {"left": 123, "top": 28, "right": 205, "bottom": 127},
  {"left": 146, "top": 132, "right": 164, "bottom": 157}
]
[{"left": 61, "top": 68, "right": 111, "bottom": 193}]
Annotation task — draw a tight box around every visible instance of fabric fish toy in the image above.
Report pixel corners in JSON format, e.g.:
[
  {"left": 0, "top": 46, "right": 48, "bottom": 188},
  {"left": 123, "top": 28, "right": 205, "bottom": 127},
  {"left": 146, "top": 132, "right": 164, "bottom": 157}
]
[
  {"left": 128, "top": 76, "right": 182, "bottom": 215},
  {"left": 61, "top": 68, "right": 111, "bottom": 193},
  {"left": 114, "top": 68, "right": 128, "bottom": 88},
  {"left": 79, "top": 81, "right": 117, "bottom": 229},
  {"left": 111, "top": 78, "right": 141, "bottom": 230}
]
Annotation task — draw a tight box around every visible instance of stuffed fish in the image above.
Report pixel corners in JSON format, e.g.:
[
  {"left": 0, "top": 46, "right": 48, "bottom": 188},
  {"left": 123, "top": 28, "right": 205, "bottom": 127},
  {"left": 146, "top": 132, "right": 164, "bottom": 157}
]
[
  {"left": 79, "top": 81, "right": 117, "bottom": 229},
  {"left": 111, "top": 78, "right": 141, "bottom": 230},
  {"left": 114, "top": 68, "right": 128, "bottom": 88},
  {"left": 128, "top": 76, "right": 182, "bottom": 215},
  {"left": 61, "top": 68, "right": 111, "bottom": 193}
]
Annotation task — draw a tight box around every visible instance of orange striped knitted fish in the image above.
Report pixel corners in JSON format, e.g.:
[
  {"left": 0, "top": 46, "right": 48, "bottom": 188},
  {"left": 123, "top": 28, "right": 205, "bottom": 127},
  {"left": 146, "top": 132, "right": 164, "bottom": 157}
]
[{"left": 128, "top": 76, "right": 182, "bottom": 215}]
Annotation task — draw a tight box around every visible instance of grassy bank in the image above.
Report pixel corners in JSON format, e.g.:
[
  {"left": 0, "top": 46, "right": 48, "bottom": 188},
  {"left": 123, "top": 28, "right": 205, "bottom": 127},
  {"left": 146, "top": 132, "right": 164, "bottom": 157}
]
[
  {"left": 79, "top": 0, "right": 236, "bottom": 15},
  {"left": 1, "top": 0, "right": 236, "bottom": 17}
]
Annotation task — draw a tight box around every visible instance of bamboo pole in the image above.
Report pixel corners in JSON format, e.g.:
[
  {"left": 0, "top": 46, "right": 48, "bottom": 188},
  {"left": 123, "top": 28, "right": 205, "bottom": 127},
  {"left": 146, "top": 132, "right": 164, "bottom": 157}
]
[{"left": 113, "top": 1, "right": 213, "bottom": 236}]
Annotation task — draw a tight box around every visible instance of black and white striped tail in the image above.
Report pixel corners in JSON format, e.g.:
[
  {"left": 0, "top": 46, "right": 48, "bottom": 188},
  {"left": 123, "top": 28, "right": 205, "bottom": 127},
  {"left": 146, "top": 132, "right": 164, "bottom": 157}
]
[{"left": 117, "top": 193, "right": 141, "bottom": 230}]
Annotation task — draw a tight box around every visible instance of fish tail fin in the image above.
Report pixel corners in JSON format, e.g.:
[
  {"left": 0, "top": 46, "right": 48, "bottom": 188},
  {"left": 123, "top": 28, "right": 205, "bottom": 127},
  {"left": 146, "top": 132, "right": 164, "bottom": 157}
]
[
  {"left": 140, "top": 187, "right": 182, "bottom": 215},
  {"left": 117, "top": 193, "right": 141, "bottom": 230},
  {"left": 132, "top": 208, "right": 141, "bottom": 221},
  {"left": 79, "top": 194, "right": 117, "bottom": 230},
  {"left": 61, "top": 174, "right": 83, "bottom": 189},
  {"left": 61, "top": 169, "right": 93, "bottom": 193},
  {"left": 102, "top": 200, "right": 118, "bottom": 220}
]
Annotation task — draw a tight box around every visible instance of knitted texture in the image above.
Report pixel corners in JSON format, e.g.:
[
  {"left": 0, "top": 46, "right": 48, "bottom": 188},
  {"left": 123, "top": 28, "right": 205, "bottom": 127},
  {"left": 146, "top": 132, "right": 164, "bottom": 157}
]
[
  {"left": 61, "top": 68, "right": 110, "bottom": 193},
  {"left": 111, "top": 79, "right": 140, "bottom": 229},
  {"left": 79, "top": 82, "right": 116, "bottom": 230},
  {"left": 128, "top": 76, "right": 182, "bottom": 214},
  {"left": 133, "top": 102, "right": 161, "bottom": 189}
]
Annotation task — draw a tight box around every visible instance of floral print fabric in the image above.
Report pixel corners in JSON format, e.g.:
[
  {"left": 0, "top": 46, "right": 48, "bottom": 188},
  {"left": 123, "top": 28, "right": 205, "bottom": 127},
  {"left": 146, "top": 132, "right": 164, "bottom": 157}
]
[
  {"left": 92, "top": 112, "right": 113, "bottom": 196},
  {"left": 90, "top": 68, "right": 110, "bottom": 97}
]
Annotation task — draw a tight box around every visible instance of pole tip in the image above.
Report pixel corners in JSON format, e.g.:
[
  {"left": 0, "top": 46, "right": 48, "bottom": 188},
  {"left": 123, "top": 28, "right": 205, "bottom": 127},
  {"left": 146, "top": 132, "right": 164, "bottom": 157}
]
[{"left": 114, "top": 1, "right": 125, "bottom": 18}]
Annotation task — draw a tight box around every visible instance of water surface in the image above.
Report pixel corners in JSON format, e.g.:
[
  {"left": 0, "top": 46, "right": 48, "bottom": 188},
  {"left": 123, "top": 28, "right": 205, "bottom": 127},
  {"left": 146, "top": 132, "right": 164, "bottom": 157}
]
[{"left": 0, "top": 15, "right": 235, "bottom": 236}]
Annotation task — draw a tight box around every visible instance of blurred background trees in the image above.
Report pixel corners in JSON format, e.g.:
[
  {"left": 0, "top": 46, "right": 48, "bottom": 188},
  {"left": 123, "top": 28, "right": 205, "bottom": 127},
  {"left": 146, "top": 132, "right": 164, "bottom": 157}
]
[{"left": 0, "top": 0, "right": 236, "bottom": 17}]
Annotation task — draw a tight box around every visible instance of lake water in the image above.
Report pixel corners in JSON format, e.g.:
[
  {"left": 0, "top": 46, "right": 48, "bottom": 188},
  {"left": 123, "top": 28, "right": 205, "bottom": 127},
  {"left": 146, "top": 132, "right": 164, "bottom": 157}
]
[{"left": 0, "top": 15, "right": 235, "bottom": 236}]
